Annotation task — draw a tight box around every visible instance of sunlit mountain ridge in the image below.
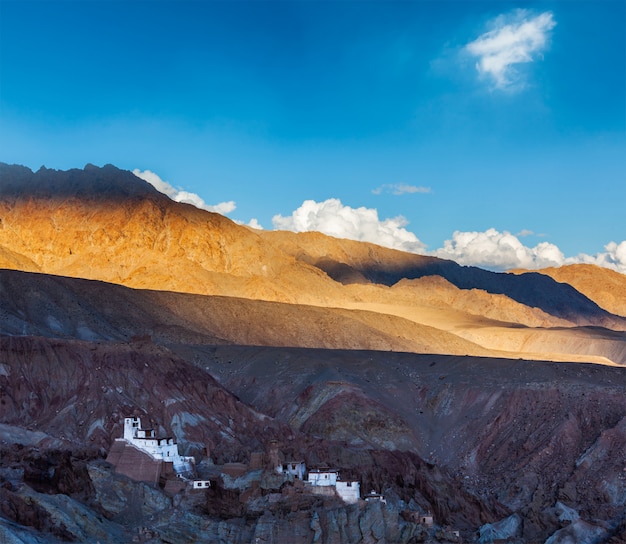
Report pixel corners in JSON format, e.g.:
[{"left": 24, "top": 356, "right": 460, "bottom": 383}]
[{"left": 1, "top": 162, "right": 625, "bottom": 365}]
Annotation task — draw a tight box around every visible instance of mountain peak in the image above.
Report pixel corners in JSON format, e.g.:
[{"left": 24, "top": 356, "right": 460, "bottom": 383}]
[{"left": 0, "top": 162, "right": 161, "bottom": 201}]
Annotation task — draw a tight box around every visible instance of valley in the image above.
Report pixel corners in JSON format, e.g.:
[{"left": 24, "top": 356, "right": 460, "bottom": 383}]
[{"left": 0, "top": 163, "right": 625, "bottom": 543}]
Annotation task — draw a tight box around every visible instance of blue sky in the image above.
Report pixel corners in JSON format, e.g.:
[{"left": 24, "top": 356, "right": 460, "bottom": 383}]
[{"left": 1, "top": 0, "right": 624, "bottom": 272}]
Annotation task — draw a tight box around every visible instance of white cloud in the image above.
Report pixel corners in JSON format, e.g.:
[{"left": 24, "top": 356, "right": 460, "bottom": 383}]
[
  {"left": 129, "top": 172, "right": 626, "bottom": 275},
  {"left": 272, "top": 198, "right": 427, "bottom": 253},
  {"left": 566, "top": 241, "right": 626, "bottom": 274},
  {"left": 372, "top": 183, "right": 432, "bottom": 196},
  {"left": 133, "top": 168, "right": 178, "bottom": 198},
  {"left": 133, "top": 169, "right": 236, "bottom": 216},
  {"left": 205, "top": 199, "right": 237, "bottom": 215},
  {"left": 234, "top": 217, "right": 264, "bottom": 230},
  {"left": 272, "top": 199, "right": 626, "bottom": 274},
  {"left": 433, "top": 228, "right": 564, "bottom": 270},
  {"left": 465, "top": 10, "right": 556, "bottom": 90},
  {"left": 433, "top": 229, "right": 626, "bottom": 274}
]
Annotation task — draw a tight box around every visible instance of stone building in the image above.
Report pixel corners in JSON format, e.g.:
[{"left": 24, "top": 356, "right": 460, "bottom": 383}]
[
  {"left": 364, "top": 490, "right": 387, "bottom": 504},
  {"left": 277, "top": 460, "right": 306, "bottom": 480},
  {"left": 306, "top": 468, "right": 360, "bottom": 504},
  {"left": 107, "top": 416, "right": 210, "bottom": 490}
]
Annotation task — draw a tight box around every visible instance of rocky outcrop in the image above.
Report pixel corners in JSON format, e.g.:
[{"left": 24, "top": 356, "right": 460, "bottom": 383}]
[
  {"left": 197, "top": 344, "right": 626, "bottom": 542},
  {"left": 7, "top": 335, "right": 621, "bottom": 541},
  {"left": 0, "top": 447, "right": 126, "bottom": 542},
  {"left": 0, "top": 335, "right": 301, "bottom": 462},
  {"left": 0, "top": 442, "right": 482, "bottom": 543}
]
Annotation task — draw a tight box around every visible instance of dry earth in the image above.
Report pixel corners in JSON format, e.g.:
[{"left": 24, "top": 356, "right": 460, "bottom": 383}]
[
  {"left": 514, "top": 264, "right": 626, "bottom": 318},
  {"left": 1, "top": 163, "right": 626, "bottom": 543},
  {"left": 0, "top": 163, "right": 625, "bottom": 366}
]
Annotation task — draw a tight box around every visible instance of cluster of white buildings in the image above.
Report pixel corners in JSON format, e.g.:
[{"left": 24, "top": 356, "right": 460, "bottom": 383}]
[
  {"left": 276, "top": 462, "right": 378, "bottom": 505},
  {"left": 106, "top": 416, "right": 453, "bottom": 535},
  {"left": 109, "top": 417, "right": 444, "bottom": 533},
  {"left": 116, "top": 417, "right": 388, "bottom": 505}
]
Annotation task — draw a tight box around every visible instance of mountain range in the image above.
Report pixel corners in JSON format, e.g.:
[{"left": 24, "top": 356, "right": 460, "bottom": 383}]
[{"left": 0, "top": 163, "right": 625, "bottom": 543}]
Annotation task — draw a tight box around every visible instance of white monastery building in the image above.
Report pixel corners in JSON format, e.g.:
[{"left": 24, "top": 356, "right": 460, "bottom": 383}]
[
  {"left": 307, "top": 468, "right": 360, "bottom": 504},
  {"left": 107, "top": 416, "right": 210, "bottom": 490},
  {"left": 122, "top": 416, "right": 195, "bottom": 475}
]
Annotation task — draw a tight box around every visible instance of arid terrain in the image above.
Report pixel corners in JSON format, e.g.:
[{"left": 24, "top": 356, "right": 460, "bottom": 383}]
[{"left": 1, "top": 163, "right": 625, "bottom": 543}]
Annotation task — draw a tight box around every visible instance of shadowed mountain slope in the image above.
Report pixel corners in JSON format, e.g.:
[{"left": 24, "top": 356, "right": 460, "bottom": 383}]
[
  {"left": 2, "top": 333, "right": 625, "bottom": 541},
  {"left": 2, "top": 268, "right": 625, "bottom": 364},
  {"left": 1, "top": 162, "right": 626, "bottom": 366},
  {"left": 0, "top": 268, "right": 494, "bottom": 356},
  {"left": 527, "top": 264, "right": 626, "bottom": 318},
  {"left": 0, "top": 335, "right": 292, "bottom": 462},
  {"left": 0, "top": 336, "right": 512, "bottom": 530},
  {"left": 0, "top": 162, "right": 622, "bottom": 330},
  {"left": 1, "top": 163, "right": 626, "bottom": 542},
  {"left": 173, "top": 344, "right": 626, "bottom": 542},
  {"left": 260, "top": 230, "right": 622, "bottom": 327}
]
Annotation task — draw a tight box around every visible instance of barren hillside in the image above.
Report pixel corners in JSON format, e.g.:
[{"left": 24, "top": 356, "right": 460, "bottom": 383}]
[
  {"left": 522, "top": 264, "right": 626, "bottom": 318},
  {"left": 1, "top": 163, "right": 626, "bottom": 543},
  {"left": 1, "top": 163, "right": 625, "bottom": 365}
]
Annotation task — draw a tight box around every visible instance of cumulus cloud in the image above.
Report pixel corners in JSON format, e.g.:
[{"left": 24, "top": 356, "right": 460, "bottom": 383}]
[
  {"left": 465, "top": 10, "right": 556, "bottom": 90},
  {"left": 372, "top": 183, "right": 432, "bottom": 196},
  {"left": 433, "top": 228, "right": 564, "bottom": 270},
  {"left": 566, "top": 241, "right": 626, "bottom": 274},
  {"left": 133, "top": 169, "right": 236, "bottom": 215},
  {"left": 272, "top": 199, "right": 427, "bottom": 253},
  {"left": 271, "top": 199, "right": 626, "bottom": 274},
  {"left": 433, "top": 229, "right": 626, "bottom": 274},
  {"left": 128, "top": 172, "right": 626, "bottom": 275},
  {"left": 234, "top": 217, "right": 264, "bottom": 230},
  {"left": 205, "top": 199, "right": 237, "bottom": 215}
]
